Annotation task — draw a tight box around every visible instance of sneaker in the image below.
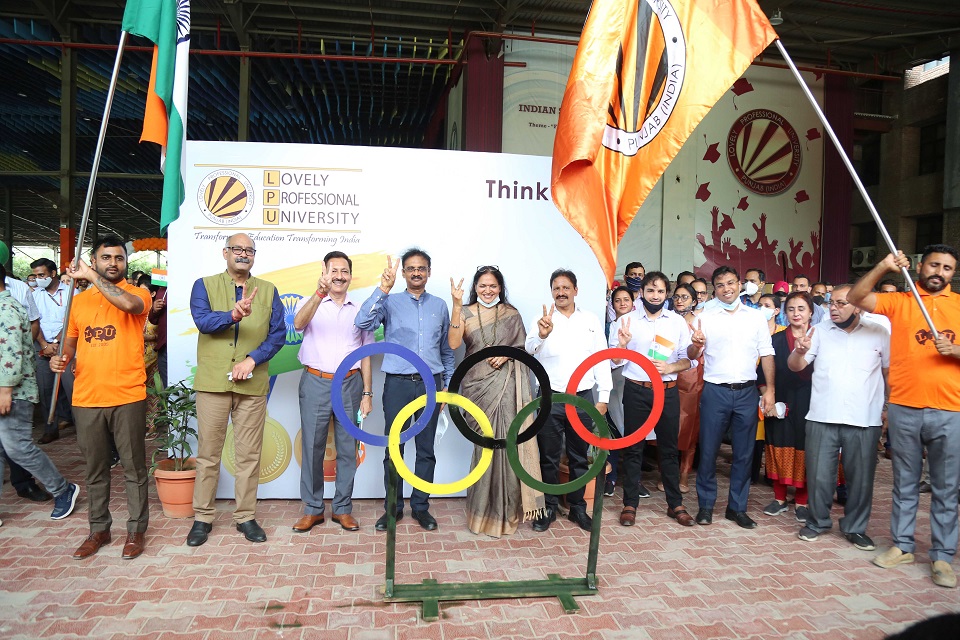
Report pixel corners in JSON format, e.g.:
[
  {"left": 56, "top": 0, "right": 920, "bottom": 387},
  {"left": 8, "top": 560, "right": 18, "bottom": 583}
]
[
  {"left": 637, "top": 483, "right": 651, "bottom": 499},
  {"left": 795, "top": 506, "right": 811, "bottom": 523},
  {"left": 763, "top": 500, "right": 788, "bottom": 516},
  {"left": 931, "top": 561, "right": 957, "bottom": 588},
  {"left": 51, "top": 483, "right": 79, "bottom": 520},
  {"left": 110, "top": 451, "right": 121, "bottom": 468},
  {"left": 798, "top": 526, "right": 820, "bottom": 542},
  {"left": 873, "top": 547, "right": 915, "bottom": 569},
  {"left": 844, "top": 533, "right": 876, "bottom": 551},
  {"left": 603, "top": 480, "right": 616, "bottom": 497}
]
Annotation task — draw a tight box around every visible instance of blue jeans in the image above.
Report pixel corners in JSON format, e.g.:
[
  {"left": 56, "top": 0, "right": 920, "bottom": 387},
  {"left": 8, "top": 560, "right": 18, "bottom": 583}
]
[
  {"left": 381, "top": 373, "right": 442, "bottom": 513},
  {"left": 696, "top": 382, "right": 759, "bottom": 512},
  {"left": 0, "top": 399, "right": 68, "bottom": 498}
]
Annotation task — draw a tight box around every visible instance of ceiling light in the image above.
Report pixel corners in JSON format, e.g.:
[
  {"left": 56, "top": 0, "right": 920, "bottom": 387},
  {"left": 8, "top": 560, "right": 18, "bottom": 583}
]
[
  {"left": 770, "top": 9, "right": 783, "bottom": 26},
  {"left": 267, "top": 78, "right": 278, "bottom": 85},
  {"left": 17, "top": 92, "right": 27, "bottom": 97}
]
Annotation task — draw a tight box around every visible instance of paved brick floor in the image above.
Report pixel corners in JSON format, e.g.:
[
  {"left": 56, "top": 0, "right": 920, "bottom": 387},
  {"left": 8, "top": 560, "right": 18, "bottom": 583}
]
[{"left": 1, "top": 427, "right": 956, "bottom": 639}]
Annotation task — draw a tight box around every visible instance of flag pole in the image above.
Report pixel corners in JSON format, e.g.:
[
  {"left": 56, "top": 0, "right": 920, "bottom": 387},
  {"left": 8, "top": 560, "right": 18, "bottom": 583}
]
[
  {"left": 773, "top": 38, "right": 938, "bottom": 337},
  {"left": 48, "top": 31, "right": 130, "bottom": 426}
]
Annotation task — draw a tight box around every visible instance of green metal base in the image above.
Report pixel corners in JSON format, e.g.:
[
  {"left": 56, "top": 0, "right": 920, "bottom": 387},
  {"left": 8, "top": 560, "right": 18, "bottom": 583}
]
[
  {"left": 383, "top": 574, "right": 598, "bottom": 621},
  {"left": 383, "top": 455, "right": 607, "bottom": 622}
]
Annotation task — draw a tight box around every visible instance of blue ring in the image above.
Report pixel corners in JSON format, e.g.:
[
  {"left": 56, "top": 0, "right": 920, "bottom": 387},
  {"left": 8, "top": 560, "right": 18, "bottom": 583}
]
[{"left": 331, "top": 342, "right": 437, "bottom": 447}]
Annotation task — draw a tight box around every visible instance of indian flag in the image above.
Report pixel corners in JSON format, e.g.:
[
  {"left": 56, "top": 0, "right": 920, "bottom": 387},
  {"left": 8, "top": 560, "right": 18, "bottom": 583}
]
[
  {"left": 151, "top": 268, "right": 168, "bottom": 287},
  {"left": 647, "top": 335, "right": 676, "bottom": 362},
  {"left": 122, "top": 0, "right": 190, "bottom": 235}
]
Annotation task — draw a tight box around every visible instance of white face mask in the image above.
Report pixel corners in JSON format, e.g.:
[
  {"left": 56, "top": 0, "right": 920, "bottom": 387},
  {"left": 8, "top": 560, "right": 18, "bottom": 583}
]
[
  {"left": 761, "top": 306, "right": 777, "bottom": 321},
  {"left": 34, "top": 277, "right": 53, "bottom": 289},
  {"left": 478, "top": 296, "right": 500, "bottom": 308},
  {"left": 743, "top": 281, "right": 759, "bottom": 297}
]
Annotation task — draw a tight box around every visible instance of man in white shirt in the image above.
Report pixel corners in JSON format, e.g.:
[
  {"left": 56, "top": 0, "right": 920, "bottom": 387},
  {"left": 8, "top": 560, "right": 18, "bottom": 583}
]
[
  {"left": 688, "top": 266, "right": 776, "bottom": 529},
  {"left": 788, "top": 285, "right": 889, "bottom": 550},
  {"left": 31, "top": 258, "right": 76, "bottom": 444},
  {"left": 610, "top": 272, "right": 695, "bottom": 527},
  {"left": 526, "top": 269, "right": 612, "bottom": 532}
]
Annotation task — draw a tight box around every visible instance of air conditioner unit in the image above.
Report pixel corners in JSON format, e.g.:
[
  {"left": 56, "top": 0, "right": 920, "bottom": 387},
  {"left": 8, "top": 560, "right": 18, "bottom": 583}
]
[
  {"left": 851, "top": 246, "right": 877, "bottom": 269},
  {"left": 909, "top": 254, "right": 923, "bottom": 269}
]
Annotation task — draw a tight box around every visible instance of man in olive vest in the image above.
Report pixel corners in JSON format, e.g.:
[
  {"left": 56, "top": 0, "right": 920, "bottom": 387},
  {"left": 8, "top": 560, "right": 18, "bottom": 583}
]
[{"left": 186, "top": 233, "right": 286, "bottom": 546}]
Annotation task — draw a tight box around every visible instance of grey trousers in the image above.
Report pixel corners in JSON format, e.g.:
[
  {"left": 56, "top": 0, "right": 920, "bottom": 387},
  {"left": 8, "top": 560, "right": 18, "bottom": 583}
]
[
  {"left": 298, "top": 370, "right": 360, "bottom": 515},
  {"left": 36, "top": 352, "right": 75, "bottom": 434},
  {"left": 0, "top": 399, "right": 68, "bottom": 498},
  {"left": 804, "top": 421, "right": 880, "bottom": 535},
  {"left": 888, "top": 404, "right": 960, "bottom": 562}
]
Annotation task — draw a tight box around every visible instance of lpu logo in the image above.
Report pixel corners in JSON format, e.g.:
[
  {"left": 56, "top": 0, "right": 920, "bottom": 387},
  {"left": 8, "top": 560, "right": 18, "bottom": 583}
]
[{"left": 197, "top": 170, "right": 254, "bottom": 225}]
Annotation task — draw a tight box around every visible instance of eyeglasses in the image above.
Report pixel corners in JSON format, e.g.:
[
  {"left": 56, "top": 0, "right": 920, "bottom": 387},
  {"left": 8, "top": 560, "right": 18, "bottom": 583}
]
[
  {"left": 403, "top": 266, "right": 429, "bottom": 274},
  {"left": 673, "top": 294, "right": 692, "bottom": 302},
  {"left": 827, "top": 300, "right": 851, "bottom": 308},
  {"left": 476, "top": 265, "right": 500, "bottom": 272},
  {"left": 695, "top": 290, "right": 708, "bottom": 298},
  {"left": 228, "top": 246, "right": 256, "bottom": 256}
]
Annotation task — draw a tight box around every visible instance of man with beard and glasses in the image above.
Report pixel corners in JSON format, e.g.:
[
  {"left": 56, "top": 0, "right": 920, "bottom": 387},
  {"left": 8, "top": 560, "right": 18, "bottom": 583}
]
[
  {"left": 688, "top": 266, "right": 776, "bottom": 529},
  {"left": 50, "top": 236, "right": 153, "bottom": 560},
  {"left": 186, "top": 233, "right": 285, "bottom": 547},
  {"left": 356, "top": 248, "right": 455, "bottom": 532},
  {"left": 849, "top": 244, "right": 960, "bottom": 589},
  {"left": 291, "top": 252, "right": 374, "bottom": 534},
  {"left": 610, "top": 271, "right": 695, "bottom": 527},
  {"left": 526, "top": 269, "right": 612, "bottom": 532}
]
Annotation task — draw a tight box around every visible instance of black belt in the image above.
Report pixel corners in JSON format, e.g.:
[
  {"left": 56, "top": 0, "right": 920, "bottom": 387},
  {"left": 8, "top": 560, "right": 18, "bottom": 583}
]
[
  {"left": 386, "top": 372, "right": 427, "bottom": 381},
  {"left": 711, "top": 381, "right": 754, "bottom": 390}
]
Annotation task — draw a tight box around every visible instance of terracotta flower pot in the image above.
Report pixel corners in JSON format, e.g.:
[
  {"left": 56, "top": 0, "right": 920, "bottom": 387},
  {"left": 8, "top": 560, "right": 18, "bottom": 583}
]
[{"left": 154, "top": 457, "right": 198, "bottom": 518}]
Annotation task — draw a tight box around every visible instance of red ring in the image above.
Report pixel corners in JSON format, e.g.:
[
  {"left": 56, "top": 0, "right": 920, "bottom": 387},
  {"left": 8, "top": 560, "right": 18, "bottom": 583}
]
[{"left": 564, "top": 348, "right": 665, "bottom": 450}]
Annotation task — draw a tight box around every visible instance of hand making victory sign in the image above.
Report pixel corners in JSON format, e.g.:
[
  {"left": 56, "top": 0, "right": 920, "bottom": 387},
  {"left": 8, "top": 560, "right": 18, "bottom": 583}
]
[
  {"left": 232, "top": 282, "right": 259, "bottom": 321},
  {"left": 380, "top": 256, "right": 400, "bottom": 294},
  {"left": 538, "top": 304, "right": 555, "bottom": 339}
]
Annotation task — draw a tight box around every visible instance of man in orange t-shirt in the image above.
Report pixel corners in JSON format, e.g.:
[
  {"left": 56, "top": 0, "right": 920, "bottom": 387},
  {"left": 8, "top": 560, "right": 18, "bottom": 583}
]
[
  {"left": 848, "top": 244, "right": 960, "bottom": 589},
  {"left": 51, "top": 236, "right": 152, "bottom": 561}
]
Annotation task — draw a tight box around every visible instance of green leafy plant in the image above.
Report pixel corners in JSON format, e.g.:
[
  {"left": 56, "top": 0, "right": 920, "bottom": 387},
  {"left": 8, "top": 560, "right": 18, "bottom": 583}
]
[{"left": 148, "top": 372, "right": 198, "bottom": 473}]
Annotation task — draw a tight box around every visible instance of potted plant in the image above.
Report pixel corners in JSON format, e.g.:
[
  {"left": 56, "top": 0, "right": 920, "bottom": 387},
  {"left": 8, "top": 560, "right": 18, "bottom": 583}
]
[{"left": 149, "top": 373, "right": 199, "bottom": 518}]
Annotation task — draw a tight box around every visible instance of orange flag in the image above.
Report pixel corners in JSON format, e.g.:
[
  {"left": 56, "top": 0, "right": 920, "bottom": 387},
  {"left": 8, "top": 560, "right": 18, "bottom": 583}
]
[{"left": 552, "top": 0, "right": 777, "bottom": 284}]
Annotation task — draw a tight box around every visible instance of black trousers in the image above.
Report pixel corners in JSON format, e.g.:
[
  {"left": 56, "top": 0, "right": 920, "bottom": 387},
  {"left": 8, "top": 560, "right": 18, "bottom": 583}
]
[
  {"left": 537, "top": 388, "right": 594, "bottom": 511},
  {"left": 622, "top": 382, "right": 682, "bottom": 510}
]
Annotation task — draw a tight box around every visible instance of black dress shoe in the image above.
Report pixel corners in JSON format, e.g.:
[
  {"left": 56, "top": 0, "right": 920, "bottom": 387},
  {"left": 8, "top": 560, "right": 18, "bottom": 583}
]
[
  {"left": 375, "top": 511, "right": 403, "bottom": 532},
  {"left": 17, "top": 484, "right": 52, "bottom": 502},
  {"left": 725, "top": 508, "right": 758, "bottom": 529},
  {"left": 695, "top": 508, "right": 713, "bottom": 525},
  {"left": 532, "top": 507, "right": 557, "bottom": 532},
  {"left": 568, "top": 508, "right": 593, "bottom": 531},
  {"left": 38, "top": 432, "right": 59, "bottom": 445},
  {"left": 237, "top": 519, "right": 267, "bottom": 542},
  {"left": 186, "top": 521, "right": 212, "bottom": 547},
  {"left": 411, "top": 510, "right": 437, "bottom": 531}
]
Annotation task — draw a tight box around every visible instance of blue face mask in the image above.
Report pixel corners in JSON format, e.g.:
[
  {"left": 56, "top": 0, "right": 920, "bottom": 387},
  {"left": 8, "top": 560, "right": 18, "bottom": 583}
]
[
  {"left": 718, "top": 297, "right": 740, "bottom": 311},
  {"left": 625, "top": 276, "right": 643, "bottom": 292},
  {"left": 824, "top": 291, "right": 832, "bottom": 303},
  {"left": 761, "top": 306, "right": 777, "bottom": 321}
]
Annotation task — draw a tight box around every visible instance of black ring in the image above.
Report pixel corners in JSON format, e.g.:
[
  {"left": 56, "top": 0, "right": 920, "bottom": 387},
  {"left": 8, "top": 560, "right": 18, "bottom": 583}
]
[{"left": 447, "top": 345, "right": 551, "bottom": 450}]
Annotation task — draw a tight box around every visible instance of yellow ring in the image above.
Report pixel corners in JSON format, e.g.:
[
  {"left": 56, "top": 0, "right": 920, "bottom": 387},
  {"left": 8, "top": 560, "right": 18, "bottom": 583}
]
[{"left": 387, "top": 391, "right": 493, "bottom": 495}]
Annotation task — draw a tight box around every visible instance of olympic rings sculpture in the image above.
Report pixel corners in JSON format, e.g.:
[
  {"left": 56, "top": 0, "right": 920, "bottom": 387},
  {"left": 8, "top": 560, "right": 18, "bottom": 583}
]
[{"left": 330, "top": 343, "right": 666, "bottom": 496}]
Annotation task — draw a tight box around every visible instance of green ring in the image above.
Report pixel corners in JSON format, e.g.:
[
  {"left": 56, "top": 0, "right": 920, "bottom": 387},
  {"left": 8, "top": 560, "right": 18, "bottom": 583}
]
[{"left": 506, "top": 393, "right": 609, "bottom": 496}]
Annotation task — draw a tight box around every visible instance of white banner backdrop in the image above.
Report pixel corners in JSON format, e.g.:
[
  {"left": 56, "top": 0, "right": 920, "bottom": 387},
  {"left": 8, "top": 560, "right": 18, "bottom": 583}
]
[{"left": 167, "top": 141, "right": 605, "bottom": 499}]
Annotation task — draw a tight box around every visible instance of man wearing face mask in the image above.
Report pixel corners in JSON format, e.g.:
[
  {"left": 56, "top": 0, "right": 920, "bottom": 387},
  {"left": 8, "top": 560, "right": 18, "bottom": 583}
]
[
  {"left": 31, "top": 258, "right": 77, "bottom": 445},
  {"left": 186, "top": 233, "right": 286, "bottom": 547},
  {"left": 811, "top": 282, "right": 829, "bottom": 309},
  {"left": 742, "top": 269, "right": 766, "bottom": 309},
  {"left": 788, "top": 285, "right": 889, "bottom": 551},
  {"left": 688, "top": 266, "right": 776, "bottom": 529},
  {"left": 849, "top": 245, "right": 960, "bottom": 588},
  {"left": 691, "top": 278, "right": 709, "bottom": 312},
  {"left": 607, "top": 262, "right": 645, "bottom": 322},
  {"left": 610, "top": 272, "right": 694, "bottom": 527},
  {"left": 778, "top": 275, "right": 826, "bottom": 325}
]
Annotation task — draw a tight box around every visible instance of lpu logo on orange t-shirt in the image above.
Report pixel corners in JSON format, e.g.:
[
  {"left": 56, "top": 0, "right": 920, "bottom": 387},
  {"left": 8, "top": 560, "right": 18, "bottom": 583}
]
[
  {"left": 915, "top": 328, "right": 956, "bottom": 345},
  {"left": 84, "top": 325, "right": 118, "bottom": 343}
]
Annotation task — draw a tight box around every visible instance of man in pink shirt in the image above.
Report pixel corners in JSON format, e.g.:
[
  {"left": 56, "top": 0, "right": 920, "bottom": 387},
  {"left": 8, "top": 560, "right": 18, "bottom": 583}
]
[{"left": 291, "top": 251, "right": 374, "bottom": 532}]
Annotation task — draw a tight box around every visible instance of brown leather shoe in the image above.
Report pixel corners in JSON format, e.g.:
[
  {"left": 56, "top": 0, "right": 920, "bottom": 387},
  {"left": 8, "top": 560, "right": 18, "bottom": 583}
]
[
  {"left": 668, "top": 506, "right": 696, "bottom": 527},
  {"left": 38, "top": 432, "right": 59, "bottom": 445},
  {"left": 292, "top": 514, "right": 325, "bottom": 532},
  {"left": 73, "top": 531, "right": 111, "bottom": 560},
  {"left": 121, "top": 532, "right": 145, "bottom": 559},
  {"left": 331, "top": 513, "right": 360, "bottom": 531},
  {"left": 620, "top": 506, "right": 637, "bottom": 527}
]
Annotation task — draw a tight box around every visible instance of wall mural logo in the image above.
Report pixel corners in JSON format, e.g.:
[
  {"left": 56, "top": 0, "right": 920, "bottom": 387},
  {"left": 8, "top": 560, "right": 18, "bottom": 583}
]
[
  {"left": 727, "top": 109, "right": 802, "bottom": 195},
  {"left": 601, "top": 0, "right": 686, "bottom": 157},
  {"left": 197, "top": 169, "right": 254, "bottom": 225}
]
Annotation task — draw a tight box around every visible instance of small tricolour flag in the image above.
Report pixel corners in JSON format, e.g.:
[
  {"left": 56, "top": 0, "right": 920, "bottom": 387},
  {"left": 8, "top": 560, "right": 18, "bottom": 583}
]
[
  {"left": 151, "top": 268, "right": 168, "bottom": 287},
  {"left": 647, "top": 334, "right": 676, "bottom": 362},
  {"left": 122, "top": 0, "right": 190, "bottom": 235}
]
